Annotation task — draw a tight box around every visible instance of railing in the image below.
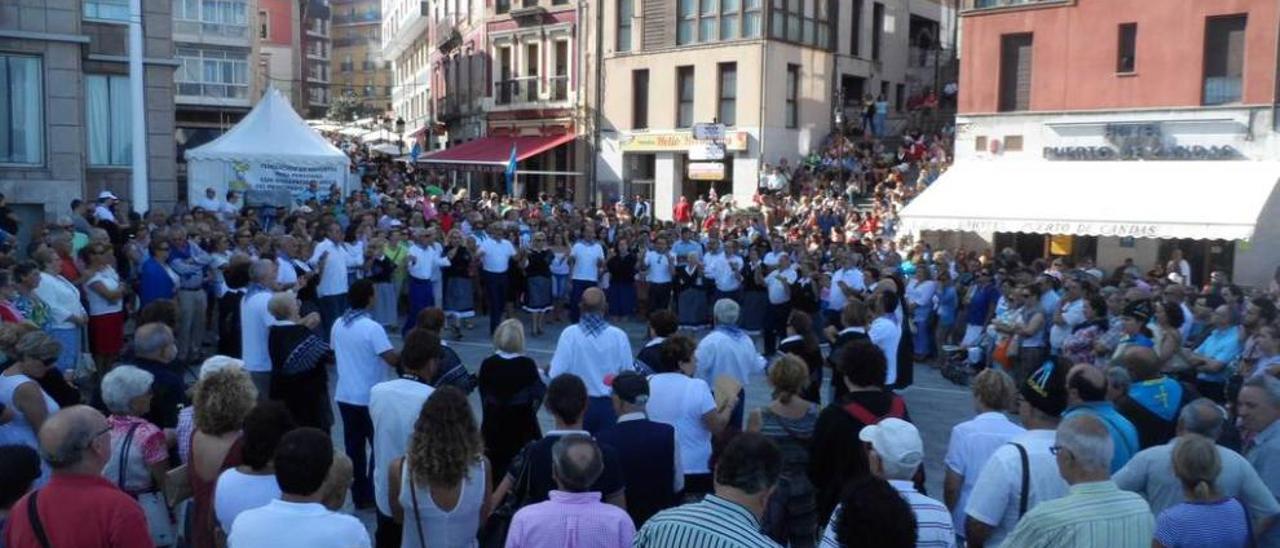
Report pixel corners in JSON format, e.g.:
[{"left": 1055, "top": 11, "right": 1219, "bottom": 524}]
[
  {"left": 333, "top": 36, "right": 378, "bottom": 47},
  {"left": 176, "top": 82, "right": 249, "bottom": 99},
  {"left": 332, "top": 11, "right": 380, "bottom": 24},
  {"left": 493, "top": 76, "right": 541, "bottom": 105},
  {"left": 1203, "top": 77, "right": 1242, "bottom": 106},
  {"left": 550, "top": 75, "right": 568, "bottom": 101},
  {"left": 962, "top": 0, "right": 1069, "bottom": 11},
  {"left": 176, "top": 20, "right": 249, "bottom": 39}
]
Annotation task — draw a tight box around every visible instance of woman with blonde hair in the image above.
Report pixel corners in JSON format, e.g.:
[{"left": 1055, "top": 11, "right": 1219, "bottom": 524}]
[
  {"left": 942, "top": 368, "right": 1025, "bottom": 544},
  {"left": 477, "top": 318, "right": 544, "bottom": 480},
  {"left": 1154, "top": 434, "right": 1251, "bottom": 547},
  {"left": 389, "top": 387, "right": 492, "bottom": 547},
  {"left": 0, "top": 331, "right": 62, "bottom": 485},
  {"left": 187, "top": 366, "right": 258, "bottom": 548},
  {"left": 747, "top": 354, "right": 819, "bottom": 547}
]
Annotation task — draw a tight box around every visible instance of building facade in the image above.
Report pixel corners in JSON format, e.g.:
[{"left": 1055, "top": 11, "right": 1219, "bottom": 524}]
[
  {"left": 332, "top": 0, "right": 390, "bottom": 113},
  {"left": 258, "top": 0, "right": 301, "bottom": 107},
  {"left": 0, "top": 0, "right": 177, "bottom": 241},
  {"left": 947, "top": 0, "right": 1280, "bottom": 287},
  {"left": 382, "top": 0, "right": 436, "bottom": 146},
  {"left": 302, "top": 0, "right": 332, "bottom": 117}
]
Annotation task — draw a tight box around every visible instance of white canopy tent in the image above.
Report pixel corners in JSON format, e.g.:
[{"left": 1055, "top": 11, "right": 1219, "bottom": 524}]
[
  {"left": 898, "top": 161, "right": 1280, "bottom": 241},
  {"left": 185, "top": 88, "right": 351, "bottom": 208}
]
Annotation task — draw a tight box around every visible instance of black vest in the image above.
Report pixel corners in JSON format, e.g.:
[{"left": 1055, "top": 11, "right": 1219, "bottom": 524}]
[{"left": 596, "top": 418, "right": 679, "bottom": 528}]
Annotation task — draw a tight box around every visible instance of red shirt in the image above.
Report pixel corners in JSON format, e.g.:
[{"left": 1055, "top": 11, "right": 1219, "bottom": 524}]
[
  {"left": 59, "top": 254, "right": 79, "bottom": 281},
  {"left": 674, "top": 202, "right": 692, "bottom": 223},
  {"left": 4, "top": 473, "right": 154, "bottom": 548}
]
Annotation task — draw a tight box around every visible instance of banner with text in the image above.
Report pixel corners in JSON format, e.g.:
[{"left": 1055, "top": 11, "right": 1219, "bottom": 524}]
[{"left": 238, "top": 161, "right": 348, "bottom": 205}]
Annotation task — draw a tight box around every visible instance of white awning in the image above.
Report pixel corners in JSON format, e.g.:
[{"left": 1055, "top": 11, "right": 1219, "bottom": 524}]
[{"left": 898, "top": 161, "right": 1280, "bottom": 241}]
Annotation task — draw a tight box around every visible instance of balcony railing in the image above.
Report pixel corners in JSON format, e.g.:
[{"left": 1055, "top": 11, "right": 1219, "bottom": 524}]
[
  {"left": 177, "top": 82, "right": 249, "bottom": 100},
  {"left": 435, "top": 17, "right": 461, "bottom": 52},
  {"left": 332, "top": 11, "right": 380, "bottom": 25},
  {"left": 550, "top": 74, "right": 568, "bottom": 101},
  {"left": 494, "top": 76, "right": 541, "bottom": 105},
  {"left": 175, "top": 20, "right": 249, "bottom": 40},
  {"left": 1203, "top": 76, "right": 1242, "bottom": 106},
  {"left": 961, "top": 0, "right": 1069, "bottom": 12}
]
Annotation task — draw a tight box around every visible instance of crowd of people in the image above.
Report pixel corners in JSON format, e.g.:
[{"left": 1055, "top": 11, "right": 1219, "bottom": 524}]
[{"left": 0, "top": 119, "right": 1279, "bottom": 548}]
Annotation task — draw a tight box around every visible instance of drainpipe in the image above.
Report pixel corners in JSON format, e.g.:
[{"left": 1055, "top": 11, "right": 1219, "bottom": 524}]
[
  {"left": 590, "top": 0, "right": 604, "bottom": 205},
  {"left": 757, "top": 35, "right": 768, "bottom": 170},
  {"left": 128, "top": 0, "right": 148, "bottom": 213}
]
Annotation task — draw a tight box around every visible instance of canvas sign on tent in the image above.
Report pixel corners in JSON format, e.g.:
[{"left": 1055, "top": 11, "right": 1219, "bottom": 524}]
[{"left": 184, "top": 88, "right": 352, "bottom": 209}]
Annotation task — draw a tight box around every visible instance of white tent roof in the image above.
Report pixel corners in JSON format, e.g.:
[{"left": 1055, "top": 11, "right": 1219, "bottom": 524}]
[
  {"left": 185, "top": 88, "right": 348, "bottom": 166},
  {"left": 898, "top": 161, "right": 1280, "bottom": 241}
]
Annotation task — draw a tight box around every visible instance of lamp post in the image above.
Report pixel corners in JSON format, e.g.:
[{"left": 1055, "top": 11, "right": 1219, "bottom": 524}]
[{"left": 395, "top": 116, "right": 406, "bottom": 155}]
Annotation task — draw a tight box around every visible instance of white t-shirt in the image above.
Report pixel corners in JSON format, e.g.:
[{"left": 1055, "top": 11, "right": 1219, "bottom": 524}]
[
  {"left": 570, "top": 241, "right": 605, "bottom": 281},
  {"left": 407, "top": 243, "right": 451, "bottom": 280},
  {"left": 765, "top": 267, "right": 797, "bottom": 304},
  {"left": 549, "top": 323, "right": 632, "bottom": 397},
  {"left": 239, "top": 290, "right": 275, "bottom": 373},
  {"left": 964, "top": 429, "right": 1068, "bottom": 547},
  {"left": 369, "top": 379, "right": 434, "bottom": 516},
  {"left": 309, "top": 239, "right": 362, "bottom": 298},
  {"left": 331, "top": 314, "right": 394, "bottom": 406},
  {"left": 943, "top": 412, "right": 1027, "bottom": 536},
  {"left": 478, "top": 237, "right": 517, "bottom": 274},
  {"left": 84, "top": 268, "right": 124, "bottom": 315},
  {"left": 827, "top": 268, "right": 865, "bottom": 311},
  {"left": 643, "top": 251, "right": 675, "bottom": 284},
  {"left": 227, "top": 500, "right": 370, "bottom": 548},
  {"left": 693, "top": 329, "right": 766, "bottom": 389},
  {"left": 1048, "top": 298, "right": 1086, "bottom": 351},
  {"left": 215, "top": 469, "right": 281, "bottom": 532},
  {"left": 646, "top": 373, "right": 717, "bottom": 475}
]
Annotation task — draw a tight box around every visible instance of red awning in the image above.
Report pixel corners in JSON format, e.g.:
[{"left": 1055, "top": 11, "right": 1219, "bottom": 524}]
[{"left": 420, "top": 133, "right": 576, "bottom": 166}]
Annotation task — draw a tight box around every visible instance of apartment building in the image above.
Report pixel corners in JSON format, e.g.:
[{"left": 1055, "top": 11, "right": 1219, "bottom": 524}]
[
  {"left": 332, "top": 0, "right": 391, "bottom": 112},
  {"left": 302, "top": 0, "right": 332, "bottom": 116},
  {"left": 382, "top": 0, "right": 438, "bottom": 148},
  {"left": 0, "top": 0, "right": 177, "bottom": 245},
  {"left": 258, "top": 0, "right": 301, "bottom": 107}
]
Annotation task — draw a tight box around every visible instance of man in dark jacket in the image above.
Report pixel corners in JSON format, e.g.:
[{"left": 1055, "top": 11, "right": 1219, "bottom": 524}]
[{"left": 598, "top": 371, "right": 680, "bottom": 527}]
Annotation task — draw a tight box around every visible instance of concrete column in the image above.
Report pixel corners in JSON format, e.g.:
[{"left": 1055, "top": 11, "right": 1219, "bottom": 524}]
[{"left": 653, "top": 152, "right": 682, "bottom": 221}]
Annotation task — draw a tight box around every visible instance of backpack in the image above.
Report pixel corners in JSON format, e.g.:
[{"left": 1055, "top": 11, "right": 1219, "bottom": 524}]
[{"left": 841, "top": 394, "right": 906, "bottom": 424}]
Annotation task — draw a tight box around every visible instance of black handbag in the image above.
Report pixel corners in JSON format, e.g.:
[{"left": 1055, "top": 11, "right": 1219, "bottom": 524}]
[{"left": 477, "top": 444, "right": 533, "bottom": 548}]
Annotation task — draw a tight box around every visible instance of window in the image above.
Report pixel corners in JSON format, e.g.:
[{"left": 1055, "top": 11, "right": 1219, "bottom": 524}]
[
  {"left": 617, "top": 0, "right": 633, "bottom": 52},
  {"left": 717, "top": 63, "right": 736, "bottom": 126},
  {"left": 0, "top": 55, "right": 42, "bottom": 165},
  {"left": 258, "top": 9, "right": 268, "bottom": 39},
  {"left": 496, "top": 46, "right": 513, "bottom": 104},
  {"left": 678, "top": 0, "right": 696, "bottom": 44},
  {"left": 1004, "top": 135, "right": 1024, "bottom": 152},
  {"left": 1203, "top": 14, "right": 1247, "bottom": 105},
  {"left": 524, "top": 43, "right": 539, "bottom": 101},
  {"left": 175, "top": 47, "right": 250, "bottom": 100},
  {"left": 998, "top": 33, "right": 1033, "bottom": 112},
  {"left": 894, "top": 83, "right": 904, "bottom": 112},
  {"left": 720, "top": 0, "right": 739, "bottom": 41},
  {"left": 1116, "top": 23, "right": 1136, "bottom": 73},
  {"left": 699, "top": 0, "right": 717, "bottom": 42},
  {"left": 744, "top": 0, "right": 761, "bottom": 37},
  {"left": 85, "top": 0, "right": 130, "bottom": 21},
  {"left": 677, "top": 66, "right": 694, "bottom": 128},
  {"left": 871, "top": 2, "right": 883, "bottom": 61},
  {"left": 974, "top": 136, "right": 987, "bottom": 152},
  {"left": 772, "top": 0, "right": 832, "bottom": 49},
  {"left": 785, "top": 64, "right": 799, "bottom": 128},
  {"left": 632, "top": 69, "right": 649, "bottom": 129},
  {"left": 553, "top": 41, "right": 569, "bottom": 100},
  {"left": 85, "top": 75, "right": 132, "bottom": 166},
  {"left": 849, "top": 0, "right": 862, "bottom": 55},
  {"left": 496, "top": 0, "right": 509, "bottom": 14}
]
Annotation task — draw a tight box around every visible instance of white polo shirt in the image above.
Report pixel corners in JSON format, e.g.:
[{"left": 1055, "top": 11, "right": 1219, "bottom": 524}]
[
  {"left": 239, "top": 290, "right": 275, "bottom": 373},
  {"left": 944, "top": 412, "right": 1027, "bottom": 535},
  {"left": 827, "top": 268, "right": 866, "bottom": 311},
  {"left": 765, "top": 267, "right": 797, "bottom": 305},
  {"left": 478, "top": 237, "right": 516, "bottom": 274},
  {"left": 646, "top": 372, "right": 717, "bottom": 475},
  {"left": 869, "top": 315, "right": 902, "bottom": 386},
  {"left": 308, "top": 239, "right": 361, "bottom": 298},
  {"left": 227, "top": 500, "right": 371, "bottom": 548},
  {"left": 964, "top": 429, "right": 1068, "bottom": 548},
  {"left": 570, "top": 241, "right": 605, "bottom": 282},
  {"left": 693, "top": 329, "right": 766, "bottom": 389},
  {"left": 643, "top": 250, "right": 675, "bottom": 284},
  {"left": 369, "top": 378, "right": 434, "bottom": 516},
  {"left": 711, "top": 255, "right": 743, "bottom": 293},
  {"left": 331, "top": 313, "right": 394, "bottom": 406},
  {"left": 407, "top": 243, "right": 451, "bottom": 280},
  {"left": 549, "top": 322, "right": 632, "bottom": 397}
]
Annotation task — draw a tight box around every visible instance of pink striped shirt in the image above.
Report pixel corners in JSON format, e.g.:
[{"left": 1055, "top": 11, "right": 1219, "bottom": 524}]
[{"left": 505, "top": 490, "right": 635, "bottom": 548}]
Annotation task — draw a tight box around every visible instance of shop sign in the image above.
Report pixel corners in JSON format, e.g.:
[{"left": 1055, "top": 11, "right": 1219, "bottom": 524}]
[
  {"left": 622, "top": 131, "right": 750, "bottom": 152},
  {"left": 688, "top": 142, "right": 726, "bottom": 161},
  {"left": 693, "top": 122, "right": 727, "bottom": 141},
  {"left": 687, "top": 162, "right": 725, "bottom": 181},
  {"left": 1043, "top": 122, "right": 1240, "bottom": 161}
]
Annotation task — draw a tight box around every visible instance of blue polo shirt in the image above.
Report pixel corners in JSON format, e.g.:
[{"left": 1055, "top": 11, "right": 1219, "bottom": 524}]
[
  {"left": 1065, "top": 401, "right": 1140, "bottom": 473},
  {"left": 1195, "top": 326, "right": 1242, "bottom": 383},
  {"left": 965, "top": 283, "right": 999, "bottom": 326}
]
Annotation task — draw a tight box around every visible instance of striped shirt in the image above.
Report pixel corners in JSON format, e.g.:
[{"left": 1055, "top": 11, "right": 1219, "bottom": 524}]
[
  {"left": 634, "top": 494, "right": 781, "bottom": 548},
  {"left": 820, "top": 479, "right": 956, "bottom": 548},
  {"left": 1002, "top": 481, "right": 1153, "bottom": 548}
]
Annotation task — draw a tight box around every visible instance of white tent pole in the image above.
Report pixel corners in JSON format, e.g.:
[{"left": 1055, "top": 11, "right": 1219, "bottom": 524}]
[{"left": 128, "top": 0, "right": 148, "bottom": 213}]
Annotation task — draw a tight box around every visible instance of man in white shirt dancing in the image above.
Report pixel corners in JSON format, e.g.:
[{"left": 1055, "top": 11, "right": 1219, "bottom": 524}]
[
  {"left": 403, "top": 228, "right": 450, "bottom": 334},
  {"left": 309, "top": 221, "right": 364, "bottom": 340},
  {"left": 550, "top": 287, "right": 632, "bottom": 434},
  {"left": 694, "top": 299, "right": 766, "bottom": 430}
]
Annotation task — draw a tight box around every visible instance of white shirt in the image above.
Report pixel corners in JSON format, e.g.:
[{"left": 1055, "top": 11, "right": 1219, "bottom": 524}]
[
  {"left": 944, "top": 412, "right": 1027, "bottom": 536},
  {"left": 369, "top": 378, "right": 434, "bottom": 516},
  {"left": 34, "top": 272, "right": 85, "bottom": 329},
  {"left": 763, "top": 251, "right": 788, "bottom": 269},
  {"left": 707, "top": 253, "right": 743, "bottom": 292},
  {"left": 549, "top": 321, "right": 632, "bottom": 397},
  {"left": 309, "top": 239, "right": 363, "bottom": 297},
  {"left": 276, "top": 257, "right": 310, "bottom": 289},
  {"left": 765, "top": 267, "right": 797, "bottom": 305},
  {"left": 822, "top": 480, "right": 957, "bottom": 548},
  {"left": 227, "top": 499, "right": 371, "bottom": 548},
  {"left": 93, "top": 204, "right": 116, "bottom": 223},
  {"left": 1048, "top": 297, "right": 1086, "bottom": 351},
  {"left": 826, "top": 268, "right": 865, "bottom": 311},
  {"left": 239, "top": 290, "right": 275, "bottom": 373},
  {"left": 407, "top": 243, "right": 451, "bottom": 280},
  {"left": 331, "top": 314, "right": 394, "bottom": 406},
  {"left": 195, "top": 196, "right": 222, "bottom": 213},
  {"left": 869, "top": 315, "right": 902, "bottom": 386},
  {"left": 215, "top": 469, "right": 281, "bottom": 532},
  {"left": 84, "top": 267, "right": 124, "bottom": 315},
  {"left": 569, "top": 241, "right": 605, "bottom": 282},
  {"left": 694, "top": 328, "right": 766, "bottom": 389},
  {"left": 964, "top": 429, "right": 1068, "bottom": 547},
  {"left": 478, "top": 237, "right": 517, "bottom": 274},
  {"left": 643, "top": 251, "right": 675, "bottom": 284},
  {"left": 646, "top": 373, "right": 717, "bottom": 475}
]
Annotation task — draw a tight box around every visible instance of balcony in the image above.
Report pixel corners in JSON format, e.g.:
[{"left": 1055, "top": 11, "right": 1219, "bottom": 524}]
[
  {"left": 494, "top": 75, "right": 569, "bottom": 106},
  {"left": 1203, "top": 76, "right": 1242, "bottom": 106},
  {"left": 332, "top": 10, "right": 380, "bottom": 25},
  {"left": 174, "top": 19, "right": 250, "bottom": 46},
  {"left": 382, "top": 1, "right": 430, "bottom": 60},
  {"left": 961, "top": 0, "right": 1071, "bottom": 12},
  {"left": 550, "top": 74, "right": 568, "bottom": 101},
  {"left": 435, "top": 17, "right": 461, "bottom": 53}
]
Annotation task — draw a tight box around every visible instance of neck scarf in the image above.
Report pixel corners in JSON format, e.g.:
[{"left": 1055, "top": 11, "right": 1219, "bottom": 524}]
[{"left": 580, "top": 313, "right": 609, "bottom": 337}]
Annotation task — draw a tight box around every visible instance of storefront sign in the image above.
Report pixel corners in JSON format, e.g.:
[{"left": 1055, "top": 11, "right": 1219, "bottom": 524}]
[
  {"left": 687, "top": 162, "right": 725, "bottom": 181},
  {"left": 1043, "top": 122, "right": 1240, "bottom": 161},
  {"left": 688, "top": 143, "right": 726, "bottom": 161},
  {"left": 924, "top": 218, "right": 1164, "bottom": 238},
  {"left": 693, "top": 123, "right": 727, "bottom": 141},
  {"left": 622, "top": 131, "right": 749, "bottom": 152}
]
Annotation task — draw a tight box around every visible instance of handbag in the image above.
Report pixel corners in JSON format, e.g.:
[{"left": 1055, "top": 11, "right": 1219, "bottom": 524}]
[
  {"left": 478, "top": 444, "right": 534, "bottom": 548},
  {"left": 116, "top": 423, "right": 177, "bottom": 546},
  {"left": 164, "top": 464, "right": 193, "bottom": 506}
]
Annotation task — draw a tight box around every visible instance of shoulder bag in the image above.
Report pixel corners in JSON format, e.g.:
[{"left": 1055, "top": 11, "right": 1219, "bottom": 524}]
[
  {"left": 116, "top": 422, "right": 177, "bottom": 546},
  {"left": 477, "top": 443, "right": 534, "bottom": 548}
]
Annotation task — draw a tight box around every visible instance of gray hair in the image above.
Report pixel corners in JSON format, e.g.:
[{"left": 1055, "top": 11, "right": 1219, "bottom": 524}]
[
  {"left": 250, "top": 258, "right": 275, "bottom": 283},
  {"left": 1105, "top": 366, "right": 1131, "bottom": 394},
  {"left": 1057, "top": 414, "right": 1114, "bottom": 473},
  {"left": 1244, "top": 375, "right": 1280, "bottom": 408},
  {"left": 551, "top": 434, "right": 603, "bottom": 493},
  {"left": 101, "top": 365, "right": 155, "bottom": 415},
  {"left": 199, "top": 355, "right": 244, "bottom": 379},
  {"left": 1178, "top": 398, "right": 1227, "bottom": 440},
  {"left": 42, "top": 415, "right": 98, "bottom": 469},
  {"left": 713, "top": 298, "right": 740, "bottom": 327},
  {"left": 16, "top": 331, "right": 61, "bottom": 362},
  {"left": 133, "top": 323, "right": 175, "bottom": 357}
]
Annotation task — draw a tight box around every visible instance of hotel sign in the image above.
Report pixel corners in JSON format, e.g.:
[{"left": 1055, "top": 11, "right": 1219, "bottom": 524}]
[
  {"left": 1042, "top": 122, "right": 1240, "bottom": 161},
  {"left": 622, "top": 130, "right": 750, "bottom": 152}
]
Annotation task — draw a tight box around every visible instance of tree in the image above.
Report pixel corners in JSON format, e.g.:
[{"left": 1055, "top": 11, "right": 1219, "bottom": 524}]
[{"left": 327, "top": 93, "right": 364, "bottom": 122}]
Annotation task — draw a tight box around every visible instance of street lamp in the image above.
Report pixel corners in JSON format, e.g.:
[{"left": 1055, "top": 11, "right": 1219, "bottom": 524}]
[{"left": 395, "top": 116, "right": 406, "bottom": 155}]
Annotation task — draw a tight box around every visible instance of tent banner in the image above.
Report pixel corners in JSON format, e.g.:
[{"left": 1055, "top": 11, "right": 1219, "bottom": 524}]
[{"left": 234, "top": 160, "right": 347, "bottom": 203}]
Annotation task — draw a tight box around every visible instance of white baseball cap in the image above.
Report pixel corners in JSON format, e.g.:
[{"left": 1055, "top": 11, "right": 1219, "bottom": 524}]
[
  {"left": 859, "top": 418, "right": 924, "bottom": 470},
  {"left": 98, "top": 190, "right": 119, "bottom": 201}
]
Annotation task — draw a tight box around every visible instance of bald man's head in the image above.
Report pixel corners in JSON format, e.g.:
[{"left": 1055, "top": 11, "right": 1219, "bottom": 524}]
[
  {"left": 1119, "top": 346, "right": 1161, "bottom": 380},
  {"left": 1066, "top": 363, "right": 1107, "bottom": 404},
  {"left": 581, "top": 287, "right": 606, "bottom": 315},
  {"left": 551, "top": 434, "right": 603, "bottom": 492},
  {"left": 39, "top": 405, "right": 110, "bottom": 471}
]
